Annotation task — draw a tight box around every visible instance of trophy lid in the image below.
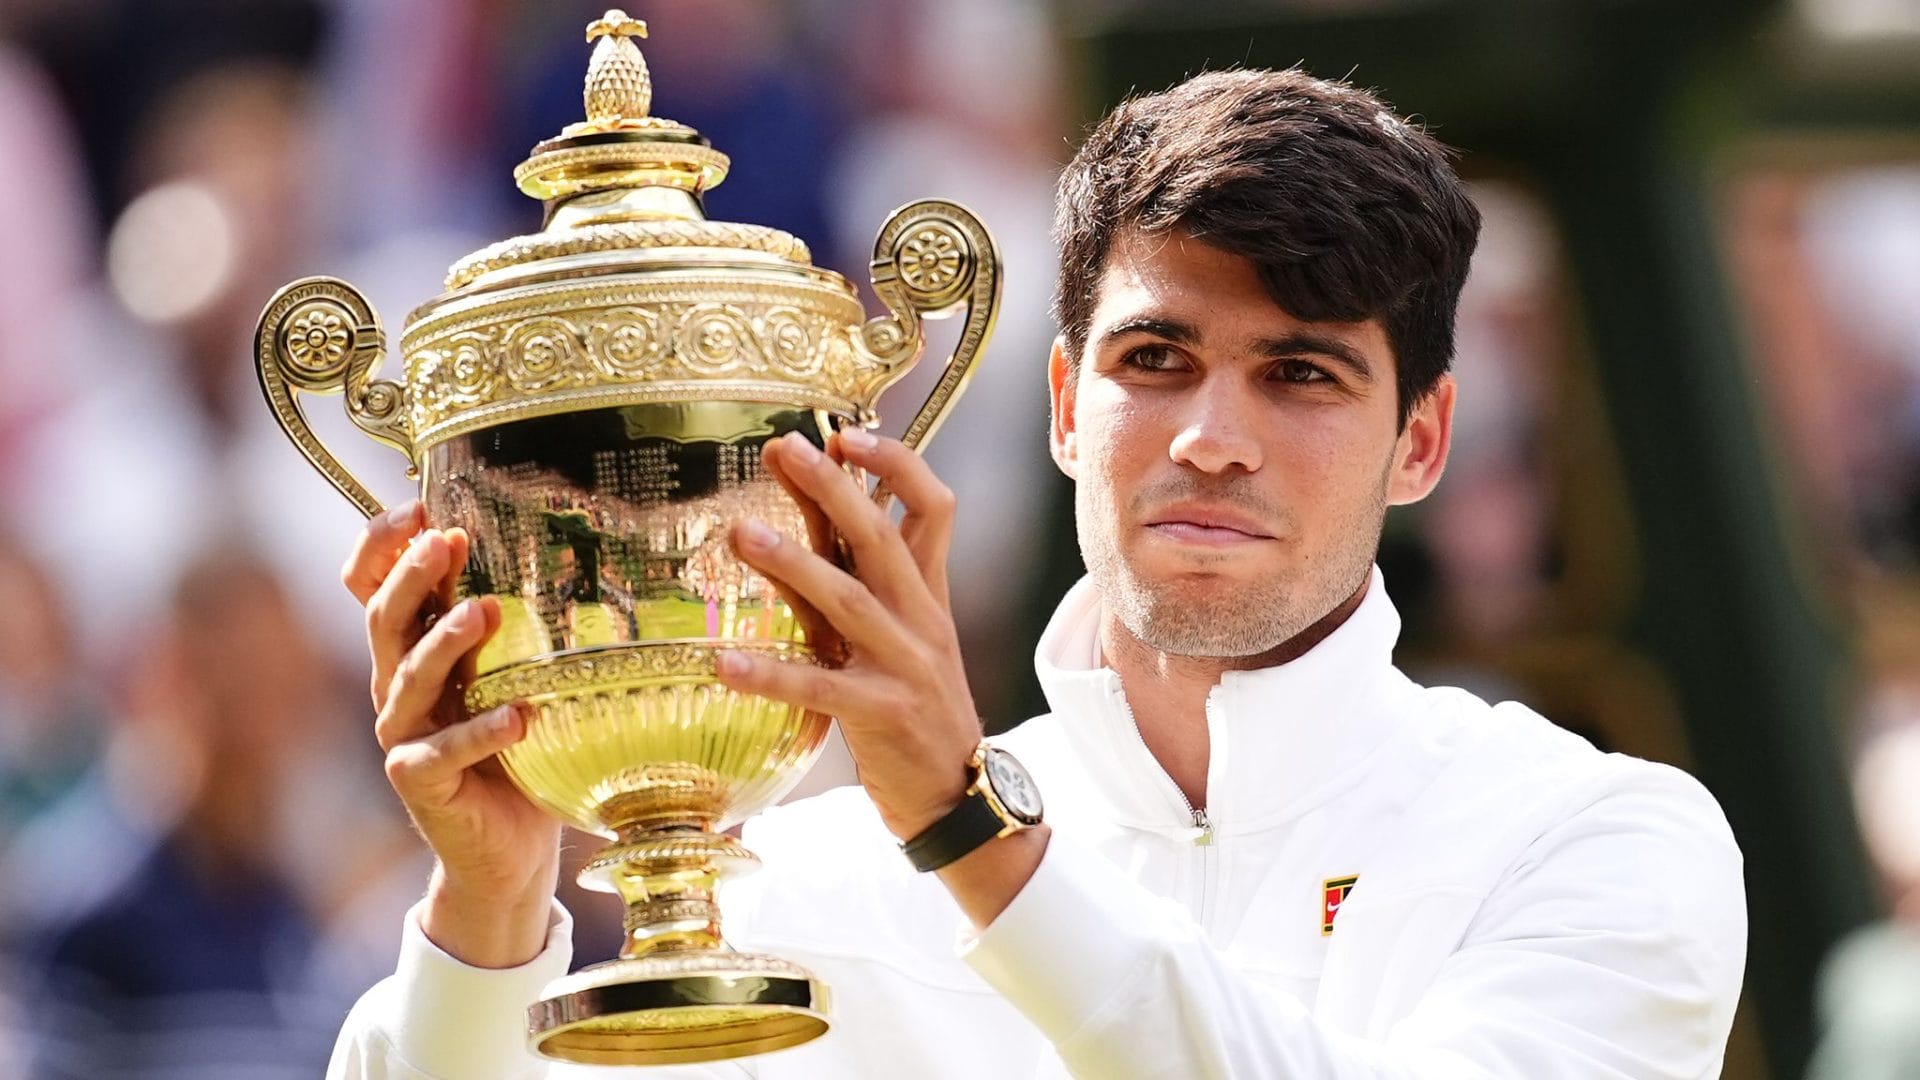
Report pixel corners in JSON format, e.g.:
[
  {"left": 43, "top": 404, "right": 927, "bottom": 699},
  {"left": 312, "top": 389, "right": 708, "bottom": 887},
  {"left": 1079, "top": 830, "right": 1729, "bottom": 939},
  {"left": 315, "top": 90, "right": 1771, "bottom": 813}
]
[
  {"left": 256, "top": 7, "right": 997, "bottom": 520},
  {"left": 443, "top": 10, "right": 814, "bottom": 292}
]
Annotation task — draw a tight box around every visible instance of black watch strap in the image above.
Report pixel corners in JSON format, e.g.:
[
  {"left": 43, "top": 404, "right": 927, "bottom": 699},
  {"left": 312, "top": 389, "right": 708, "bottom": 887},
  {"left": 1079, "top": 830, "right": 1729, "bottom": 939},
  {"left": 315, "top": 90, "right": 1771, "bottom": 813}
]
[{"left": 901, "top": 790, "right": 1008, "bottom": 873}]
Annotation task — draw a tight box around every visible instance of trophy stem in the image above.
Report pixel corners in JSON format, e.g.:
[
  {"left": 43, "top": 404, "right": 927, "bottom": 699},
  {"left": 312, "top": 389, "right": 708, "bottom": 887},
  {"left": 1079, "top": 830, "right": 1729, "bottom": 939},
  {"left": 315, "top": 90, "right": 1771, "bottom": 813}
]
[{"left": 582, "top": 823, "right": 755, "bottom": 960}]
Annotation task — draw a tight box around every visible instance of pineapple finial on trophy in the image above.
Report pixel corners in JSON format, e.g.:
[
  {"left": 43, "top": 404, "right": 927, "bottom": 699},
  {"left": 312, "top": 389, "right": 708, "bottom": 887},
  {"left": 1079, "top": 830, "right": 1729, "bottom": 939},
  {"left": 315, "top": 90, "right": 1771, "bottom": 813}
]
[{"left": 583, "top": 9, "right": 652, "bottom": 128}]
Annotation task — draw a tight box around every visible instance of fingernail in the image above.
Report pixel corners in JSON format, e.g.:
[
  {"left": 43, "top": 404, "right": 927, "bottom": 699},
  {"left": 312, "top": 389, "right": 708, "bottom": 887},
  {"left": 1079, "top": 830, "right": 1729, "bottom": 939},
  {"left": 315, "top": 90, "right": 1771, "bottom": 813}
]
[
  {"left": 716, "top": 652, "right": 750, "bottom": 677},
  {"left": 784, "top": 431, "right": 822, "bottom": 462},
  {"left": 840, "top": 427, "right": 877, "bottom": 453},
  {"left": 737, "top": 519, "right": 778, "bottom": 551},
  {"left": 446, "top": 599, "right": 478, "bottom": 629},
  {"left": 385, "top": 500, "right": 423, "bottom": 530},
  {"left": 486, "top": 706, "right": 517, "bottom": 735}
]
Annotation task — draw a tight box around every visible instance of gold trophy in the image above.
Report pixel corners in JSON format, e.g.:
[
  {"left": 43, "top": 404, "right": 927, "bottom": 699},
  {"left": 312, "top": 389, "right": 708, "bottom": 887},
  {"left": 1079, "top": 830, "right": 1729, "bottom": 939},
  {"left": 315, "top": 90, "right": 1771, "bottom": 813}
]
[{"left": 254, "top": 11, "right": 998, "bottom": 1066}]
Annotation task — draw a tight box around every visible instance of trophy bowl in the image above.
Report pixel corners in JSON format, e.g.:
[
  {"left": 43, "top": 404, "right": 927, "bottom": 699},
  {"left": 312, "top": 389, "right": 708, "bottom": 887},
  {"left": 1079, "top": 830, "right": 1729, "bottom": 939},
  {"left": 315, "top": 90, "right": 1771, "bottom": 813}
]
[{"left": 254, "top": 10, "right": 999, "bottom": 1066}]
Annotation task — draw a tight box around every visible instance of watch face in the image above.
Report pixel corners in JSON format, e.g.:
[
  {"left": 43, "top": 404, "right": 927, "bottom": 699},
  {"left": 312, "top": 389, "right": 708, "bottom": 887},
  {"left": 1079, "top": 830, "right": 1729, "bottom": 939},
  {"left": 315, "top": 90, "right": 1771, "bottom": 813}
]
[{"left": 983, "top": 748, "right": 1043, "bottom": 823}]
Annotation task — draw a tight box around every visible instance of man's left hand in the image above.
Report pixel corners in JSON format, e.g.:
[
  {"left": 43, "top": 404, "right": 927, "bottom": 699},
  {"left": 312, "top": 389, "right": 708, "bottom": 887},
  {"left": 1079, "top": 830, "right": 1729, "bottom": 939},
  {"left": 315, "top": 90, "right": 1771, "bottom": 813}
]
[{"left": 718, "top": 428, "right": 981, "bottom": 842}]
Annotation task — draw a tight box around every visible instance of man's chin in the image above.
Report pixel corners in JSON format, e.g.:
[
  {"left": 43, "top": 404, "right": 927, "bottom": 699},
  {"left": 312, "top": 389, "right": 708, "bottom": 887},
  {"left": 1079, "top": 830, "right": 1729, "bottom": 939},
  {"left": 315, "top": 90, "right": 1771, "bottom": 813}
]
[{"left": 1113, "top": 577, "right": 1305, "bottom": 658}]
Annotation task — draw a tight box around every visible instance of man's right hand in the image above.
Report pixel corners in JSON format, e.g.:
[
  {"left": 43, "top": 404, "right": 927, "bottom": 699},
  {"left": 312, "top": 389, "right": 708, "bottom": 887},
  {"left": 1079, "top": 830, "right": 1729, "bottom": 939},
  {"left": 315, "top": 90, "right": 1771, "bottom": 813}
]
[{"left": 344, "top": 500, "right": 562, "bottom": 969}]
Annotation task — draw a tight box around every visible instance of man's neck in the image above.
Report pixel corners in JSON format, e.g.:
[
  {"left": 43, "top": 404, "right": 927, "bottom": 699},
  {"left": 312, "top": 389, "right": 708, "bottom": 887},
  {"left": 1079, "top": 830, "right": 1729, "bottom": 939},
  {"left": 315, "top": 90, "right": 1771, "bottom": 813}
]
[{"left": 1099, "top": 578, "right": 1371, "bottom": 811}]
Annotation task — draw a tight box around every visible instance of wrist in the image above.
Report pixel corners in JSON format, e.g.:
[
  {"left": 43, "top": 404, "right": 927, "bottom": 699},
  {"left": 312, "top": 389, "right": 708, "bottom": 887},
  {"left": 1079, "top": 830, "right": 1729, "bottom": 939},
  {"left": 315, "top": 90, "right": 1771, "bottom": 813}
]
[
  {"left": 881, "top": 783, "right": 970, "bottom": 842},
  {"left": 422, "top": 861, "right": 557, "bottom": 969},
  {"left": 877, "top": 756, "right": 974, "bottom": 841}
]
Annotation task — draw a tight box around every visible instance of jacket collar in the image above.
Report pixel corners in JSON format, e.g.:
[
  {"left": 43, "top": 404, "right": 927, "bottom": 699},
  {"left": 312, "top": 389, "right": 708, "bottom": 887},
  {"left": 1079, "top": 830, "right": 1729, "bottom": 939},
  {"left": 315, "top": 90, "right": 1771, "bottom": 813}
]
[{"left": 1031, "top": 567, "right": 1405, "bottom": 839}]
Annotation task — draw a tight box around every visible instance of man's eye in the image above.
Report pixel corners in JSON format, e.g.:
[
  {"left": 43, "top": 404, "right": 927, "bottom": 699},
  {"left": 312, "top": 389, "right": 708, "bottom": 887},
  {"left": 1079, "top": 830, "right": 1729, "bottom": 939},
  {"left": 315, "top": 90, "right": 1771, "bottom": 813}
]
[
  {"left": 1273, "top": 360, "right": 1330, "bottom": 383},
  {"left": 1122, "top": 345, "right": 1183, "bottom": 371}
]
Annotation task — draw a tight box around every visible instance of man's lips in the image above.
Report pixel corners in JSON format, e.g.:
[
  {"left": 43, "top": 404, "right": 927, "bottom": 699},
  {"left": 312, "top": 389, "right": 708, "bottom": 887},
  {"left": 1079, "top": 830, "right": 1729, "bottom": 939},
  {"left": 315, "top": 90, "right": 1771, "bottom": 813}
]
[{"left": 1142, "top": 504, "right": 1275, "bottom": 544}]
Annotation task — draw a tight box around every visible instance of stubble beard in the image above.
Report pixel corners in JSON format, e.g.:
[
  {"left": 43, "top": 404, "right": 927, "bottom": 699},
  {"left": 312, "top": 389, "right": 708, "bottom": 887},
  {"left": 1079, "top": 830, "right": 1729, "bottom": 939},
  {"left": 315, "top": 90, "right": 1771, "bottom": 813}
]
[{"left": 1076, "top": 463, "right": 1390, "bottom": 660}]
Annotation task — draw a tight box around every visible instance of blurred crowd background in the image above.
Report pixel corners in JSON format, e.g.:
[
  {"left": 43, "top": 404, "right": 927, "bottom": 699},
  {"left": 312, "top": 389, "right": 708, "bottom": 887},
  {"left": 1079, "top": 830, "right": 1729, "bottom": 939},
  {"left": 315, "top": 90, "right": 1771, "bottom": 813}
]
[{"left": 0, "top": 0, "right": 1916, "bottom": 1076}]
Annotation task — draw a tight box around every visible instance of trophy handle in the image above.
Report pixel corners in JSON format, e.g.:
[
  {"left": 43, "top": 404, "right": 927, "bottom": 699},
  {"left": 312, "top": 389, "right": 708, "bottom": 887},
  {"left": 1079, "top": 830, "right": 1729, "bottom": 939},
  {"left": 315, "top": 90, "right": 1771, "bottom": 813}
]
[
  {"left": 254, "top": 276, "right": 414, "bottom": 519},
  {"left": 859, "top": 199, "right": 1002, "bottom": 456}
]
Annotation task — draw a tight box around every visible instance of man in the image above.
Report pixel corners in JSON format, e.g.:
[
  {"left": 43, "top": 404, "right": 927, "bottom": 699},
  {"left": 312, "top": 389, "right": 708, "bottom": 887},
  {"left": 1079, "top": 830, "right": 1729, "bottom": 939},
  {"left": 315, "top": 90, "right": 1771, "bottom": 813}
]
[{"left": 330, "top": 69, "right": 1746, "bottom": 1078}]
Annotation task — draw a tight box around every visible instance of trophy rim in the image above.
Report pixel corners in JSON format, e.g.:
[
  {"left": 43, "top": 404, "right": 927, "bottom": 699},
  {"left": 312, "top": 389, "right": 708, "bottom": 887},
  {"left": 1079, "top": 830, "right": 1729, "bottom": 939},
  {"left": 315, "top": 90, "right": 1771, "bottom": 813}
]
[{"left": 465, "top": 637, "right": 818, "bottom": 713}]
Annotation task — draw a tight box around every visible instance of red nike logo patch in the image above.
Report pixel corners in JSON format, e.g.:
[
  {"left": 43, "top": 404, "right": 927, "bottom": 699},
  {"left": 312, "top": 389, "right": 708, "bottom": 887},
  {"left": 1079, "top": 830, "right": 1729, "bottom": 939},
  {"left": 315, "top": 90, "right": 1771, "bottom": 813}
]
[{"left": 1322, "top": 875, "right": 1359, "bottom": 935}]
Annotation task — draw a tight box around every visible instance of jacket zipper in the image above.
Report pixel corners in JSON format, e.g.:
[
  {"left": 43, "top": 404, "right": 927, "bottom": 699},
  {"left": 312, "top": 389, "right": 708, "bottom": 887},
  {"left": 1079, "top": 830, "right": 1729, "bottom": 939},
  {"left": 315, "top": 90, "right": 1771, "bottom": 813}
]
[
  {"left": 1195, "top": 692, "right": 1220, "bottom": 930},
  {"left": 1114, "top": 683, "right": 1217, "bottom": 928}
]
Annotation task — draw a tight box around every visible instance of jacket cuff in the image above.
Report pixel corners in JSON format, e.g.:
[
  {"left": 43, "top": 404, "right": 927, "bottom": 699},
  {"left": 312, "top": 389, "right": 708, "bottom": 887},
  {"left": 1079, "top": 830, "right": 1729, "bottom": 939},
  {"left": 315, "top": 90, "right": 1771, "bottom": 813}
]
[
  {"left": 389, "top": 898, "right": 575, "bottom": 1075},
  {"left": 960, "top": 834, "right": 1193, "bottom": 1046}
]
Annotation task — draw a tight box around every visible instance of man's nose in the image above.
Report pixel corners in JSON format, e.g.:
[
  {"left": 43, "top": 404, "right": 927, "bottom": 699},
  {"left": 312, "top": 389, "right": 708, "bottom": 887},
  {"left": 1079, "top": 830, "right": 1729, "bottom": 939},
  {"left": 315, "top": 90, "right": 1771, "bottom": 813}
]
[{"left": 1168, "top": 381, "right": 1263, "bottom": 474}]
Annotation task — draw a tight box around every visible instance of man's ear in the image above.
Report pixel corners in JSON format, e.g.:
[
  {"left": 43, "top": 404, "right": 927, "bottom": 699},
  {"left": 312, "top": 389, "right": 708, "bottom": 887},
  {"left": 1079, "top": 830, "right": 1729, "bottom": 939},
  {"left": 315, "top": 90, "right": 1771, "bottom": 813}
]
[
  {"left": 1387, "top": 374, "right": 1455, "bottom": 506},
  {"left": 1048, "top": 336, "right": 1079, "bottom": 480}
]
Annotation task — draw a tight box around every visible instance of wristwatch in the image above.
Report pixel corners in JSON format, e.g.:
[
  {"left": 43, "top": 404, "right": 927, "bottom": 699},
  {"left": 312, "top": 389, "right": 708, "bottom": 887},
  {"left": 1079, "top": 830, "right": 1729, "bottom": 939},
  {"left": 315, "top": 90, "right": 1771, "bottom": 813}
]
[{"left": 901, "top": 741, "right": 1044, "bottom": 873}]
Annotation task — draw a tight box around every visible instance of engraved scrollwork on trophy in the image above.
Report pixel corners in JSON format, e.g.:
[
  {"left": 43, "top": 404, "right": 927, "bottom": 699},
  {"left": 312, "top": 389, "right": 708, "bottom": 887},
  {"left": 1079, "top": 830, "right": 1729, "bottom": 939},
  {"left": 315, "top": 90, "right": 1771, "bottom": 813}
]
[
  {"left": 350, "top": 373, "right": 411, "bottom": 455},
  {"left": 675, "top": 303, "right": 763, "bottom": 376},
  {"left": 407, "top": 346, "right": 450, "bottom": 434},
  {"left": 345, "top": 338, "right": 412, "bottom": 460},
  {"left": 503, "top": 316, "right": 588, "bottom": 392},
  {"left": 588, "top": 306, "right": 668, "bottom": 378},
  {"left": 761, "top": 306, "right": 824, "bottom": 379},
  {"left": 859, "top": 316, "right": 908, "bottom": 361},
  {"left": 447, "top": 332, "right": 500, "bottom": 400},
  {"left": 255, "top": 276, "right": 414, "bottom": 518}
]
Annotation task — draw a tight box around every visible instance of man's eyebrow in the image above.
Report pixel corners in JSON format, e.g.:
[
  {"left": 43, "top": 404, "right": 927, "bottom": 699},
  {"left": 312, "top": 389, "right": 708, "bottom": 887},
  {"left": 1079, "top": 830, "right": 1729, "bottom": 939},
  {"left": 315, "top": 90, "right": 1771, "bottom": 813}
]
[
  {"left": 1098, "top": 316, "right": 1200, "bottom": 346},
  {"left": 1253, "top": 332, "right": 1376, "bottom": 381},
  {"left": 1098, "top": 318, "right": 1377, "bottom": 382}
]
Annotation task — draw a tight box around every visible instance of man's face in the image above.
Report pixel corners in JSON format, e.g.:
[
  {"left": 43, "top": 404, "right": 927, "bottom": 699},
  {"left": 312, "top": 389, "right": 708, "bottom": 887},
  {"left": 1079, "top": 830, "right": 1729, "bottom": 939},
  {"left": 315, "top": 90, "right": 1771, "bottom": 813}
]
[{"left": 1049, "top": 228, "right": 1453, "bottom": 659}]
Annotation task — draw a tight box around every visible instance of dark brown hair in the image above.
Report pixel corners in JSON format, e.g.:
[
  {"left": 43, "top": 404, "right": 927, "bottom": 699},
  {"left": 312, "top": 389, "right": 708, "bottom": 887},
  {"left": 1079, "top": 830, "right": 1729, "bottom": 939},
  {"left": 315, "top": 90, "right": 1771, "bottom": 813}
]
[{"left": 1053, "top": 69, "right": 1482, "bottom": 425}]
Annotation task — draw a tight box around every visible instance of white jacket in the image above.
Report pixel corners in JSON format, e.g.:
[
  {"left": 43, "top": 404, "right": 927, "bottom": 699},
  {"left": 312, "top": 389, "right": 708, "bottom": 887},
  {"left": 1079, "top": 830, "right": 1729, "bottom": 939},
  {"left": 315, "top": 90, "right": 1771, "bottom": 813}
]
[{"left": 330, "top": 570, "right": 1747, "bottom": 1078}]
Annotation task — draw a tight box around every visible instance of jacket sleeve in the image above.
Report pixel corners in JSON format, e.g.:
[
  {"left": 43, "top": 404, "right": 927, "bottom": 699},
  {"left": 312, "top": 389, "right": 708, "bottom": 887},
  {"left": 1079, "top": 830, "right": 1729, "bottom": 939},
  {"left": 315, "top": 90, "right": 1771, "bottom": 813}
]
[
  {"left": 326, "top": 901, "right": 756, "bottom": 1080},
  {"left": 961, "top": 770, "right": 1747, "bottom": 1079}
]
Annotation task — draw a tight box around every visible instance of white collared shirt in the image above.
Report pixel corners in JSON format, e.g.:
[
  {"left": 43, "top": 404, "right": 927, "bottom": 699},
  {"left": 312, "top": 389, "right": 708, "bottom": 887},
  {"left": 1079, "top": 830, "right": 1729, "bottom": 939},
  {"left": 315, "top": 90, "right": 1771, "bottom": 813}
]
[{"left": 330, "top": 570, "right": 1747, "bottom": 1078}]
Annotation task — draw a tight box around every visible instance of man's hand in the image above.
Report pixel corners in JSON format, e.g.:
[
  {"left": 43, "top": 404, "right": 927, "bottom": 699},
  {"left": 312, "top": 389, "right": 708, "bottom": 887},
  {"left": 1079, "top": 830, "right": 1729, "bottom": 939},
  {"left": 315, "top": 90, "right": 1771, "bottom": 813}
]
[
  {"left": 344, "top": 501, "right": 561, "bottom": 968},
  {"left": 719, "top": 429, "right": 1049, "bottom": 926}
]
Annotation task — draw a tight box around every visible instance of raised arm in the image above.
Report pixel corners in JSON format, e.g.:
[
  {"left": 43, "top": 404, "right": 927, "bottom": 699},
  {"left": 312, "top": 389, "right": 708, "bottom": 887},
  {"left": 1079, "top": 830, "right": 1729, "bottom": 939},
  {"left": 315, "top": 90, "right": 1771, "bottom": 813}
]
[
  {"left": 328, "top": 504, "right": 773, "bottom": 1079},
  {"left": 329, "top": 502, "right": 564, "bottom": 1078}
]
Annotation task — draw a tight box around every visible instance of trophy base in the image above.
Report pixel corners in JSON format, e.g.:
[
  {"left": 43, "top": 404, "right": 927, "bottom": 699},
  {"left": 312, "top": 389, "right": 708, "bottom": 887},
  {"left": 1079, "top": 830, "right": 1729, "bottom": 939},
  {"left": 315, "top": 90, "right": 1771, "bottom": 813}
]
[{"left": 528, "top": 952, "right": 830, "bottom": 1066}]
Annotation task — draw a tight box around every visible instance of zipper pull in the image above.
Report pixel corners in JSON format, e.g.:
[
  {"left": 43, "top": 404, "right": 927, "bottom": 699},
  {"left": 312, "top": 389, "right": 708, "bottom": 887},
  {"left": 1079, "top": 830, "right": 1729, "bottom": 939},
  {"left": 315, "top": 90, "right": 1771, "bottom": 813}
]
[{"left": 1191, "top": 808, "right": 1213, "bottom": 847}]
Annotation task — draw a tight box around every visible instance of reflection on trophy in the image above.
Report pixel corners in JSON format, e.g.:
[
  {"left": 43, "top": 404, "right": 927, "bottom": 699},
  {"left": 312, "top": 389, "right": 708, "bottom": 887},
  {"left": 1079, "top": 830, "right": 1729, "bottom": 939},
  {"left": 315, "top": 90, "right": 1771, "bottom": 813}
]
[{"left": 253, "top": 10, "right": 999, "bottom": 1066}]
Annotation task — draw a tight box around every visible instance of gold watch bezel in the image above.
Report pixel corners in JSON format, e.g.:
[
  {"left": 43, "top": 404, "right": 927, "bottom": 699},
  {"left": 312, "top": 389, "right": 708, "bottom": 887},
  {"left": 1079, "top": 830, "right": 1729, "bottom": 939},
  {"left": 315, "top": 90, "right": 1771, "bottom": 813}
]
[{"left": 965, "top": 740, "right": 1040, "bottom": 838}]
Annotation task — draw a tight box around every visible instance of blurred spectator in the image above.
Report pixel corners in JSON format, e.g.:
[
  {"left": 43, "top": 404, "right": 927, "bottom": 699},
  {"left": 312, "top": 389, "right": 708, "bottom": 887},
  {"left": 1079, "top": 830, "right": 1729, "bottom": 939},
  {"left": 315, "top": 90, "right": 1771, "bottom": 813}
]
[
  {"left": 6, "top": 0, "right": 327, "bottom": 230},
  {"left": 6, "top": 549, "right": 413, "bottom": 1080},
  {"left": 1726, "top": 166, "right": 1920, "bottom": 577},
  {"left": 1389, "top": 182, "right": 1561, "bottom": 695},
  {"left": 1415, "top": 184, "right": 1559, "bottom": 655},
  {"left": 1807, "top": 719, "right": 1920, "bottom": 1080},
  {"left": 0, "top": 537, "right": 101, "bottom": 851},
  {"left": 0, "top": 44, "right": 91, "bottom": 507},
  {"left": 8, "top": 63, "right": 390, "bottom": 671},
  {"left": 317, "top": 0, "right": 507, "bottom": 247}
]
